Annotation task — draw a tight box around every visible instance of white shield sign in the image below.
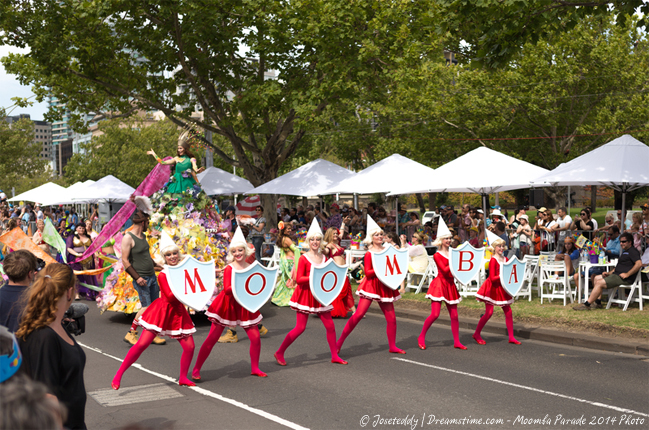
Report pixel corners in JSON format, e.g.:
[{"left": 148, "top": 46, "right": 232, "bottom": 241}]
[
  {"left": 500, "top": 257, "right": 527, "bottom": 298},
  {"left": 372, "top": 244, "right": 408, "bottom": 290},
  {"left": 166, "top": 256, "right": 216, "bottom": 311},
  {"left": 449, "top": 242, "right": 485, "bottom": 285},
  {"left": 309, "top": 259, "right": 348, "bottom": 307},
  {"left": 231, "top": 261, "right": 278, "bottom": 313}
]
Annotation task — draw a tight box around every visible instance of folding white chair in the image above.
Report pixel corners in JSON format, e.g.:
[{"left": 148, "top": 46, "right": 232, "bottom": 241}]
[
  {"left": 261, "top": 246, "right": 280, "bottom": 269},
  {"left": 516, "top": 255, "right": 539, "bottom": 301},
  {"left": 405, "top": 256, "right": 437, "bottom": 294},
  {"left": 606, "top": 271, "right": 647, "bottom": 311},
  {"left": 538, "top": 260, "right": 575, "bottom": 306}
]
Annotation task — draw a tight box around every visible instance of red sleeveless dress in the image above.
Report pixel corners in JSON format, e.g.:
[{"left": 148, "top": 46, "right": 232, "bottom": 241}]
[
  {"left": 205, "top": 264, "right": 263, "bottom": 328},
  {"left": 425, "top": 252, "right": 462, "bottom": 304},
  {"left": 356, "top": 251, "right": 401, "bottom": 303},
  {"left": 137, "top": 271, "right": 196, "bottom": 339},
  {"left": 289, "top": 255, "right": 334, "bottom": 314},
  {"left": 475, "top": 257, "right": 514, "bottom": 306}
]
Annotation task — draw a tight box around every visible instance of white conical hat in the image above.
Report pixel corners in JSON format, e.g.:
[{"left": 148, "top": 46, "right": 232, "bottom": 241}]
[
  {"left": 486, "top": 229, "right": 501, "bottom": 246},
  {"left": 436, "top": 216, "right": 451, "bottom": 239},
  {"left": 158, "top": 230, "right": 178, "bottom": 254},
  {"left": 306, "top": 217, "right": 323, "bottom": 240},
  {"left": 229, "top": 226, "right": 247, "bottom": 250},
  {"left": 366, "top": 215, "right": 381, "bottom": 238}
]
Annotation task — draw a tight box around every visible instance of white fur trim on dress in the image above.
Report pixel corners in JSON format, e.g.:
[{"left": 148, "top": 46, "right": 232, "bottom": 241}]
[
  {"left": 475, "top": 294, "right": 514, "bottom": 306},
  {"left": 425, "top": 294, "right": 462, "bottom": 304},
  {"left": 205, "top": 310, "right": 263, "bottom": 328},
  {"left": 355, "top": 289, "right": 401, "bottom": 303},
  {"left": 137, "top": 319, "right": 196, "bottom": 339},
  {"left": 289, "top": 300, "right": 333, "bottom": 314}
]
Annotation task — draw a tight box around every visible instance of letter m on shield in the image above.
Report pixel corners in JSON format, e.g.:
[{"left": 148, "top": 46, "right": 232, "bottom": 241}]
[
  {"left": 184, "top": 268, "right": 207, "bottom": 294},
  {"left": 385, "top": 255, "right": 403, "bottom": 276}
]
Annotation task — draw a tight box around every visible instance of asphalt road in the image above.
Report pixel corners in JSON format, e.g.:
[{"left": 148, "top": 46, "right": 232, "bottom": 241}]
[{"left": 79, "top": 301, "right": 649, "bottom": 430}]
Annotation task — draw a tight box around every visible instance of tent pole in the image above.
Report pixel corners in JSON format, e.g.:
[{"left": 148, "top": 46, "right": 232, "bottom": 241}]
[
  {"left": 621, "top": 183, "right": 627, "bottom": 229},
  {"left": 482, "top": 194, "right": 488, "bottom": 222},
  {"left": 353, "top": 193, "right": 358, "bottom": 210},
  {"left": 395, "top": 196, "right": 399, "bottom": 236},
  {"left": 567, "top": 186, "right": 571, "bottom": 215}
]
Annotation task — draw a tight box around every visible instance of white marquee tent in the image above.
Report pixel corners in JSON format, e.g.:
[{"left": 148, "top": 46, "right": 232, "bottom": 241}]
[
  {"left": 198, "top": 167, "right": 254, "bottom": 196},
  {"left": 73, "top": 175, "right": 135, "bottom": 202},
  {"left": 8, "top": 182, "right": 67, "bottom": 204},
  {"left": 246, "top": 159, "right": 355, "bottom": 197}
]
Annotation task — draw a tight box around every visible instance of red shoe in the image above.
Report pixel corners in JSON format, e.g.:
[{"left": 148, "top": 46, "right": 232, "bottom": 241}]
[
  {"left": 331, "top": 358, "right": 348, "bottom": 365},
  {"left": 509, "top": 339, "right": 521, "bottom": 345},
  {"left": 179, "top": 380, "right": 196, "bottom": 387},
  {"left": 473, "top": 334, "right": 486, "bottom": 345},
  {"left": 418, "top": 342, "right": 427, "bottom": 350},
  {"left": 389, "top": 348, "right": 406, "bottom": 354},
  {"left": 252, "top": 370, "right": 268, "bottom": 377},
  {"left": 454, "top": 344, "right": 468, "bottom": 350},
  {"left": 274, "top": 352, "right": 287, "bottom": 366},
  {"left": 111, "top": 381, "right": 120, "bottom": 390}
]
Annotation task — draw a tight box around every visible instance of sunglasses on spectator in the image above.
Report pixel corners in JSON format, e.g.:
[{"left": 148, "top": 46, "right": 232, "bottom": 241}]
[
  {"left": 580, "top": 213, "right": 587, "bottom": 216},
  {"left": 619, "top": 240, "right": 629, "bottom": 243}
]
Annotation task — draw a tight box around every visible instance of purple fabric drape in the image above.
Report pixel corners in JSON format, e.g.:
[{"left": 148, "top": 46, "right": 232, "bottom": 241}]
[{"left": 73, "top": 160, "right": 172, "bottom": 264}]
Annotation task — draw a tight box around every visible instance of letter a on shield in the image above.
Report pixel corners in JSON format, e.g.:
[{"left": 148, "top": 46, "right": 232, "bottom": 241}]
[
  {"left": 166, "top": 256, "right": 216, "bottom": 310},
  {"left": 499, "top": 257, "right": 527, "bottom": 298},
  {"left": 231, "top": 261, "right": 278, "bottom": 313}
]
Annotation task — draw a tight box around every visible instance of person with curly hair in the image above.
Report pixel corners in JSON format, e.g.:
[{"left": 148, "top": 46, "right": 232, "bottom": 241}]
[
  {"left": 271, "top": 221, "right": 300, "bottom": 306},
  {"left": 17, "top": 263, "right": 87, "bottom": 430}
]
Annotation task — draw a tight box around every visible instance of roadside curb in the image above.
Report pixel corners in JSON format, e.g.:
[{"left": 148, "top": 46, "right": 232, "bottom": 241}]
[{"left": 366, "top": 304, "right": 649, "bottom": 356}]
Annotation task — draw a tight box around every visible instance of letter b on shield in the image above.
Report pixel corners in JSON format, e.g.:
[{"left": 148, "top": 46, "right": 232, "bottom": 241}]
[
  {"left": 309, "top": 259, "right": 348, "bottom": 306},
  {"left": 450, "top": 243, "right": 484, "bottom": 285}
]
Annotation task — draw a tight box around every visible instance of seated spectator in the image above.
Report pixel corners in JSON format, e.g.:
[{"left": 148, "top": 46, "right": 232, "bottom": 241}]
[
  {"left": 628, "top": 212, "right": 643, "bottom": 251},
  {"left": 554, "top": 237, "right": 579, "bottom": 276},
  {"left": 596, "top": 214, "right": 615, "bottom": 232},
  {"left": 399, "top": 232, "right": 429, "bottom": 294},
  {"left": 0, "top": 250, "right": 39, "bottom": 332},
  {"left": 573, "top": 232, "right": 642, "bottom": 310},
  {"left": 574, "top": 225, "right": 621, "bottom": 290}
]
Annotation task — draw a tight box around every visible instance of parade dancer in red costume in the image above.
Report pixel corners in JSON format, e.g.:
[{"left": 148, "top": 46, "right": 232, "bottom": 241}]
[
  {"left": 323, "top": 227, "right": 356, "bottom": 318},
  {"left": 336, "top": 216, "right": 405, "bottom": 355},
  {"left": 192, "top": 227, "right": 267, "bottom": 379},
  {"left": 418, "top": 217, "right": 466, "bottom": 350},
  {"left": 274, "top": 219, "right": 348, "bottom": 366},
  {"left": 473, "top": 232, "right": 520, "bottom": 345},
  {"left": 112, "top": 232, "right": 196, "bottom": 389}
]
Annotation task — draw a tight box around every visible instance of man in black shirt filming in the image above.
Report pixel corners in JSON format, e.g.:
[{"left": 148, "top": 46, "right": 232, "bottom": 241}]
[{"left": 573, "top": 232, "right": 642, "bottom": 310}]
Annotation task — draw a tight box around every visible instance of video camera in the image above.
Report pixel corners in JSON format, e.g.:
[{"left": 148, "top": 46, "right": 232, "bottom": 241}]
[{"left": 62, "top": 303, "right": 89, "bottom": 336}]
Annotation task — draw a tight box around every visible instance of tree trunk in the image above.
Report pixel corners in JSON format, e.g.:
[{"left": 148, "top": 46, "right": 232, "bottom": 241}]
[
  {"left": 428, "top": 192, "right": 436, "bottom": 211},
  {"left": 260, "top": 194, "right": 277, "bottom": 234},
  {"left": 590, "top": 185, "right": 597, "bottom": 212},
  {"left": 415, "top": 193, "right": 426, "bottom": 214}
]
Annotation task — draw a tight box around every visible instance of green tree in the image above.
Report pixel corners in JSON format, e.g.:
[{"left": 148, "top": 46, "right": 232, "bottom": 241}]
[
  {"left": 434, "top": 0, "right": 647, "bottom": 68},
  {"left": 64, "top": 118, "right": 179, "bottom": 188},
  {"left": 0, "top": 0, "right": 434, "bottom": 224},
  {"left": 0, "top": 109, "right": 49, "bottom": 195}
]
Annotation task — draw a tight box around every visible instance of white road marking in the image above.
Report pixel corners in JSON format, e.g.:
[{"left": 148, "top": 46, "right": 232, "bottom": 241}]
[
  {"left": 393, "top": 357, "right": 649, "bottom": 418},
  {"left": 89, "top": 383, "right": 183, "bottom": 407},
  {"left": 79, "top": 342, "right": 309, "bottom": 430}
]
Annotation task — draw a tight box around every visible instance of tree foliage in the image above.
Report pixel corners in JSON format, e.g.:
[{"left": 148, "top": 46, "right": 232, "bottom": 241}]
[
  {"left": 0, "top": 110, "right": 50, "bottom": 194},
  {"left": 63, "top": 118, "right": 179, "bottom": 188},
  {"left": 0, "top": 0, "right": 436, "bottom": 224},
  {"left": 434, "top": 0, "right": 648, "bottom": 68}
]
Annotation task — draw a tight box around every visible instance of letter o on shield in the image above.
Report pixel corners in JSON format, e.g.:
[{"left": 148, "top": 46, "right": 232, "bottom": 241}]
[
  {"left": 320, "top": 271, "right": 337, "bottom": 293},
  {"left": 245, "top": 273, "right": 266, "bottom": 296}
]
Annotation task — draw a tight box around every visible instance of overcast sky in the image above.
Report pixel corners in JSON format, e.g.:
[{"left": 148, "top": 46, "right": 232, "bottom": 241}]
[{"left": 0, "top": 45, "right": 49, "bottom": 120}]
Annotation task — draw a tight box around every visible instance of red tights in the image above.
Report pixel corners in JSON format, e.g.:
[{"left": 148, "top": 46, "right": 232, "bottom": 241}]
[
  {"left": 418, "top": 301, "right": 465, "bottom": 349},
  {"left": 336, "top": 298, "right": 404, "bottom": 354},
  {"left": 112, "top": 330, "right": 195, "bottom": 389},
  {"left": 275, "top": 311, "right": 346, "bottom": 364},
  {"left": 192, "top": 324, "right": 264, "bottom": 379},
  {"left": 473, "top": 304, "right": 518, "bottom": 343}
]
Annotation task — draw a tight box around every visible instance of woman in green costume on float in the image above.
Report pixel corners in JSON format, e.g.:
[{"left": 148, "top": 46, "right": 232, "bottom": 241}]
[{"left": 147, "top": 133, "right": 204, "bottom": 194}]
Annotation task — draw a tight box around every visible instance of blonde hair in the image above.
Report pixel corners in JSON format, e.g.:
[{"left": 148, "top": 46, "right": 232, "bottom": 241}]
[
  {"left": 16, "top": 264, "right": 77, "bottom": 341},
  {"left": 323, "top": 227, "right": 339, "bottom": 245},
  {"left": 363, "top": 229, "right": 384, "bottom": 246},
  {"left": 412, "top": 232, "right": 427, "bottom": 245},
  {"left": 432, "top": 233, "right": 451, "bottom": 247},
  {"left": 226, "top": 243, "right": 254, "bottom": 263},
  {"left": 487, "top": 238, "right": 507, "bottom": 253}
]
